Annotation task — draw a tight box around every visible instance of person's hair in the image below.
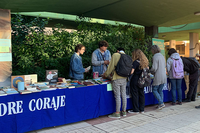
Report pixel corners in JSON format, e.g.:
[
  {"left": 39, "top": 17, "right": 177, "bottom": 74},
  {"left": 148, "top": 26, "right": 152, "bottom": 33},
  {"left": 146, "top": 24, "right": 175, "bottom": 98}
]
[
  {"left": 132, "top": 49, "right": 149, "bottom": 69},
  {"left": 99, "top": 40, "right": 109, "bottom": 48},
  {"left": 75, "top": 44, "right": 85, "bottom": 52},
  {"left": 151, "top": 45, "right": 161, "bottom": 54},
  {"left": 116, "top": 47, "right": 125, "bottom": 52},
  {"left": 168, "top": 48, "right": 177, "bottom": 56}
]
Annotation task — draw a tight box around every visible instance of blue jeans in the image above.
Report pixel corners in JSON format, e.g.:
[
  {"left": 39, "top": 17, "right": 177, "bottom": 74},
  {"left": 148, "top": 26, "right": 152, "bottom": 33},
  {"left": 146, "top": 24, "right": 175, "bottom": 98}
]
[
  {"left": 152, "top": 84, "right": 164, "bottom": 105},
  {"left": 170, "top": 79, "right": 182, "bottom": 103}
]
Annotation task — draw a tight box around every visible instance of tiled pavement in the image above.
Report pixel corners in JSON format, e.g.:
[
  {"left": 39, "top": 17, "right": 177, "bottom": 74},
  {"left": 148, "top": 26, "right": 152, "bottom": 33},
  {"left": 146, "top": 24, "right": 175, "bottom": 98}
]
[{"left": 28, "top": 99, "right": 200, "bottom": 133}]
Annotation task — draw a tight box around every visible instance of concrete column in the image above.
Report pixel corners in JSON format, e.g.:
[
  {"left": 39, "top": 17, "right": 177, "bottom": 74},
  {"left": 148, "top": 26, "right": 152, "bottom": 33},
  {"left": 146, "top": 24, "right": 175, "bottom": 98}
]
[
  {"left": 0, "top": 9, "right": 12, "bottom": 86},
  {"left": 189, "top": 32, "right": 199, "bottom": 57},
  {"left": 169, "top": 40, "right": 176, "bottom": 49},
  {"left": 145, "top": 26, "right": 158, "bottom": 38}
]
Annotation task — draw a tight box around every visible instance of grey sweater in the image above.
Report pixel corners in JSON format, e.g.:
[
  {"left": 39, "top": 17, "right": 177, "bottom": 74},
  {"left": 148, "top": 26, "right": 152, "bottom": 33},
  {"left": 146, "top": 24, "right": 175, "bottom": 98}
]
[{"left": 150, "top": 53, "right": 167, "bottom": 86}]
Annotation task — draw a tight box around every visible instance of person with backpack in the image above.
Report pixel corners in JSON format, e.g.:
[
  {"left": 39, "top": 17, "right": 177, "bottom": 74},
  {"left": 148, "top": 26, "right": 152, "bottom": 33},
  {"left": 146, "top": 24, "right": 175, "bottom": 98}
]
[
  {"left": 181, "top": 57, "right": 200, "bottom": 102},
  {"left": 128, "top": 49, "right": 149, "bottom": 114},
  {"left": 102, "top": 48, "right": 132, "bottom": 118},
  {"left": 150, "top": 45, "right": 167, "bottom": 110},
  {"left": 167, "top": 48, "right": 184, "bottom": 105}
]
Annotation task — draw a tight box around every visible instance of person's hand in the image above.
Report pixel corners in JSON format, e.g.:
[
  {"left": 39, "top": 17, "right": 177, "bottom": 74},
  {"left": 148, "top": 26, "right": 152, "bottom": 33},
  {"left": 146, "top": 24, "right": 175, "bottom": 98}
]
[
  {"left": 104, "top": 60, "right": 109, "bottom": 65},
  {"left": 102, "top": 73, "right": 106, "bottom": 79},
  {"left": 85, "top": 68, "right": 89, "bottom": 73}
]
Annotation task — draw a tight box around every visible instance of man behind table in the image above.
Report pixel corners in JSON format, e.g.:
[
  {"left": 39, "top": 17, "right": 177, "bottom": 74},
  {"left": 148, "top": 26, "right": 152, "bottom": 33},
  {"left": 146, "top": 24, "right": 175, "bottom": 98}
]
[{"left": 91, "top": 40, "right": 111, "bottom": 76}]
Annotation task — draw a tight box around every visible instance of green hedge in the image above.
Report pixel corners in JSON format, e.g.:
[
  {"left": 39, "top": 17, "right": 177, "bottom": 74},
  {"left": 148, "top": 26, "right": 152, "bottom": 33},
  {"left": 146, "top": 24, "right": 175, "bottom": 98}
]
[{"left": 11, "top": 14, "right": 152, "bottom": 81}]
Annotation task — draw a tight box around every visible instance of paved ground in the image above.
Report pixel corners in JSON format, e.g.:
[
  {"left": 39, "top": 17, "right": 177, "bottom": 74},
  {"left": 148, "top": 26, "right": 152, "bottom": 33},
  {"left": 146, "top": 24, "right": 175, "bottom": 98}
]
[{"left": 27, "top": 98, "right": 200, "bottom": 133}]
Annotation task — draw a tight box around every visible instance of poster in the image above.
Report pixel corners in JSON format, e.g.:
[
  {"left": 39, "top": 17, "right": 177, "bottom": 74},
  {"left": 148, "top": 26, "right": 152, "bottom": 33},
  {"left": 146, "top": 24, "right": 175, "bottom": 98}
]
[{"left": 152, "top": 38, "right": 165, "bottom": 57}]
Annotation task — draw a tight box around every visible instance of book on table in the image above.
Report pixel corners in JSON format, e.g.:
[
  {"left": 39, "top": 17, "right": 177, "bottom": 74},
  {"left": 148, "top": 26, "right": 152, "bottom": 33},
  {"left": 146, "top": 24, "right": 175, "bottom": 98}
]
[
  {"left": 37, "top": 86, "right": 50, "bottom": 91},
  {"left": 0, "top": 90, "right": 7, "bottom": 96},
  {"left": 18, "top": 90, "right": 32, "bottom": 94},
  {"left": 56, "top": 85, "right": 69, "bottom": 89},
  {"left": 74, "top": 85, "right": 86, "bottom": 88},
  {"left": 68, "top": 86, "right": 76, "bottom": 89},
  {"left": 26, "top": 87, "right": 41, "bottom": 93},
  {"left": 83, "top": 81, "right": 94, "bottom": 86},
  {"left": 37, "top": 86, "right": 57, "bottom": 91},
  {"left": 3, "top": 88, "right": 19, "bottom": 94}
]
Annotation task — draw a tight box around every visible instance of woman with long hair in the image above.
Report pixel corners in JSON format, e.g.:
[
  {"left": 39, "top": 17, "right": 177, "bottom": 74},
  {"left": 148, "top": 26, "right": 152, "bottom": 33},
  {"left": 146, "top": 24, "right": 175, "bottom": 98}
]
[{"left": 128, "top": 49, "right": 149, "bottom": 114}]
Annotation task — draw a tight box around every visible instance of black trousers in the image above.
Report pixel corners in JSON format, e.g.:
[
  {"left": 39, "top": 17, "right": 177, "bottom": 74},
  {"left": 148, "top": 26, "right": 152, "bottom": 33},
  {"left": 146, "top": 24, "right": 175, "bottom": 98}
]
[
  {"left": 130, "top": 75, "right": 145, "bottom": 112},
  {"left": 187, "top": 69, "right": 200, "bottom": 100}
]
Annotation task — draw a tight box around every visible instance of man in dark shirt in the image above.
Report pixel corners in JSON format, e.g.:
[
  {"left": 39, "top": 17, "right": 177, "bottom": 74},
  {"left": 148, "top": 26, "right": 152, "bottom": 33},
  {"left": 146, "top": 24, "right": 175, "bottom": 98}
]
[{"left": 181, "top": 57, "right": 200, "bottom": 102}]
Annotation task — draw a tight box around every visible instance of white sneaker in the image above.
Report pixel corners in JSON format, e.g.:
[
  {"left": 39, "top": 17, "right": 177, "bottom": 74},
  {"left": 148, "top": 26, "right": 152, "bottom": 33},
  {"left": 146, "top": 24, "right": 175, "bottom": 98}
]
[
  {"left": 158, "top": 104, "right": 165, "bottom": 110},
  {"left": 140, "top": 111, "right": 145, "bottom": 114},
  {"left": 128, "top": 110, "right": 139, "bottom": 114}
]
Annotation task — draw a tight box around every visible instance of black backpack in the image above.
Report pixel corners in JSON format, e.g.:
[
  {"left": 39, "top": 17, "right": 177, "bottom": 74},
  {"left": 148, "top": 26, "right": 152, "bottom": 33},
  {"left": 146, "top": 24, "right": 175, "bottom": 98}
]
[
  {"left": 138, "top": 67, "right": 151, "bottom": 88},
  {"left": 187, "top": 57, "right": 200, "bottom": 68},
  {"left": 115, "top": 53, "right": 133, "bottom": 77}
]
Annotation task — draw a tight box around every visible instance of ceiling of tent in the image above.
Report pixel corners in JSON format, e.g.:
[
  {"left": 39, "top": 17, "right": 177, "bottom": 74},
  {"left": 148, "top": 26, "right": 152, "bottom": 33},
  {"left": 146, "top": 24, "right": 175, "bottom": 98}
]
[{"left": 1, "top": 0, "right": 200, "bottom": 27}]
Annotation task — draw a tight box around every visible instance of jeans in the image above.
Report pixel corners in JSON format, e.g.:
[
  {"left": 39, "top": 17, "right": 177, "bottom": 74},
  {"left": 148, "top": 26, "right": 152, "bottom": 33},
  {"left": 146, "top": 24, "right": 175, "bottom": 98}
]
[
  {"left": 152, "top": 84, "right": 164, "bottom": 105},
  {"left": 112, "top": 78, "right": 127, "bottom": 112},
  {"left": 170, "top": 79, "right": 182, "bottom": 103}
]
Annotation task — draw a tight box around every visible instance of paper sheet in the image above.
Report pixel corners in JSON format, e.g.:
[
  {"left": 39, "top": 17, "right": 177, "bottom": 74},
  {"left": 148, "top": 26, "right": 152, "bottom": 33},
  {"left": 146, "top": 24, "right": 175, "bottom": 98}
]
[{"left": 107, "top": 83, "right": 112, "bottom": 91}]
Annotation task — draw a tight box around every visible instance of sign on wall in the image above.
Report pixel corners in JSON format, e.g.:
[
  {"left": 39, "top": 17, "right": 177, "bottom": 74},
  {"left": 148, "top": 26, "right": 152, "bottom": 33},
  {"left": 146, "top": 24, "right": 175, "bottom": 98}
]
[{"left": 152, "top": 38, "right": 165, "bottom": 57}]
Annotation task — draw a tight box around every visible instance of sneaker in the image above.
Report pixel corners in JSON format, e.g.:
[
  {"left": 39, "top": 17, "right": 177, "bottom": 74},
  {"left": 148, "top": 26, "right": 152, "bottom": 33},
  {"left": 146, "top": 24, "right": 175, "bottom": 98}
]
[
  {"left": 158, "top": 104, "right": 165, "bottom": 110},
  {"left": 195, "top": 105, "right": 200, "bottom": 109},
  {"left": 177, "top": 102, "right": 182, "bottom": 105},
  {"left": 172, "top": 102, "right": 176, "bottom": 105},
  {"left": 128, "top": 110, "right": 139, "bottom": 114},
  {"left": 122, "top": 111, "right": 126, "bottom": 117},
  {"left": 183, "top": 99, "right": 191, "bottom": 102},
  {"left": 108, "top": 113, "right": 120, "bottom": 118},
  {"left": 140, "top": 111, "right": 145, "bottom": 114}
]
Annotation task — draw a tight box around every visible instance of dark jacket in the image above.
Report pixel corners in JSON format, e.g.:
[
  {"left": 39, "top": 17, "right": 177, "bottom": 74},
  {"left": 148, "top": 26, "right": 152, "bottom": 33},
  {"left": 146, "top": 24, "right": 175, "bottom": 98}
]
[{"left": 181, "top": 57, "right": 198, "bottom": 74}]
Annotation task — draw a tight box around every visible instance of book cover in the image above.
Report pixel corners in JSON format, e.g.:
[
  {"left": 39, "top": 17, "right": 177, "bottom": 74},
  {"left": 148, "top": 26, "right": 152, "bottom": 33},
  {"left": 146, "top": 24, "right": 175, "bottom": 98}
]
[
  {"left": 83, "top": 82, "right": 94, "bottom": 86},
  {"left": 26, "top": 87, "right": 41, "bottom": 92},
  {"left": 25, "top": 74, "right": 37, "bottom": 86},
  {"left": 46, "top": 70, "right": 58, "bottom": 83},
  {"left": 11, "top": 75, "right": 25, "bottom": 90}
]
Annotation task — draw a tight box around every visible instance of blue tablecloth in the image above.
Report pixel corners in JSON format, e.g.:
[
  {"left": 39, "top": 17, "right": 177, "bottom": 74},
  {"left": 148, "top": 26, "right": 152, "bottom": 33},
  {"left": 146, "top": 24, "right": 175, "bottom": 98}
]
[{"left": 0, "top": 79, "right": 186, "bottom": 133}]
